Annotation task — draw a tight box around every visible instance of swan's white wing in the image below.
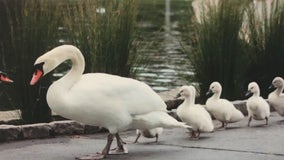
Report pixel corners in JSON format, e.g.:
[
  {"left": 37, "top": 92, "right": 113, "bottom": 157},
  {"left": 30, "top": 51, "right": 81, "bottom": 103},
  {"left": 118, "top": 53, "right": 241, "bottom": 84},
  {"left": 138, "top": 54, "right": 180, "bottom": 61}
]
[{"left": 70, "top": 73, "right": 167, "bottom": 115}]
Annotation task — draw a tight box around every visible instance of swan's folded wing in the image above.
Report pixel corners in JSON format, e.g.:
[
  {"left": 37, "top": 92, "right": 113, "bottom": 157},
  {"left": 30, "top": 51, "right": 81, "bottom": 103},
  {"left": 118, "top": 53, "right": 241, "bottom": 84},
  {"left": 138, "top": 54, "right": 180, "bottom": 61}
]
[{"left": 70, "top": 73, "right": 168, "bottom": 115}]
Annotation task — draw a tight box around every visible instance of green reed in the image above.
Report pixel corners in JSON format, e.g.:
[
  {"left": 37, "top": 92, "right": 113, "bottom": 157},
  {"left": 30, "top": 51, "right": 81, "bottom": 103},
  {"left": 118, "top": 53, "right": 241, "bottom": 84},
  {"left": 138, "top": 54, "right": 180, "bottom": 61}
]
[
  {"left": 244, "top": 0, "right": 284, "bottom": 97},
  {"left": 64, "top": 0, "right": 138, "bottom": 77},
  {"left": 189, "top": 0, "right": 248, "bottom": 101}
]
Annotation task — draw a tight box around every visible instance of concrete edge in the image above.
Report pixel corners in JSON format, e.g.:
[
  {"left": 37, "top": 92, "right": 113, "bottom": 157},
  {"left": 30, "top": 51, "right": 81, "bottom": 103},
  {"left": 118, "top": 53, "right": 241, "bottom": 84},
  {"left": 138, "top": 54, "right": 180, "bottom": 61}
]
[
  {"left": 0, "top": 90, "right": 272, "bottom": 143},
  {"left": 0, "top": 120, "right": 106, "bottom": 143}
]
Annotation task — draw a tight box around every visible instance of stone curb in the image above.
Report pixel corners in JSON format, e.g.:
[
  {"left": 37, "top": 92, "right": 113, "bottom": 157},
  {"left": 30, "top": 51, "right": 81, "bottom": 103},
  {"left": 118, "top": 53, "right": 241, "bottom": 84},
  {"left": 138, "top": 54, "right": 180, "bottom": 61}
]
[
  {"left": 0, "top": 120, "right": 103, "bottom": 143},
  {"left": 0, "top": 90, "right": 270, "bottom": 143}
]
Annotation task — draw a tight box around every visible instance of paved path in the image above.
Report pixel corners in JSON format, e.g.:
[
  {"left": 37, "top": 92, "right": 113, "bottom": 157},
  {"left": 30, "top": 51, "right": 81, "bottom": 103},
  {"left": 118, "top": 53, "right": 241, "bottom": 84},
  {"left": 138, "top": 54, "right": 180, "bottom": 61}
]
[{"left": 0, "top": 112, "right": 283, "bottom": 160}]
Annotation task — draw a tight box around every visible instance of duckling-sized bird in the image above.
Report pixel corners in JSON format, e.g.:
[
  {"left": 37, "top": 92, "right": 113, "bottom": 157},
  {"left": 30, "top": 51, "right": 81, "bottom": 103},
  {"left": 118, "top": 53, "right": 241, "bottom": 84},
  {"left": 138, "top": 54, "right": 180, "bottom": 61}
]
[
  {"left": 176, "top": 85, "right": 214, "bottom": 139},
  {"left": 205, "top": 82, "right": 244, "bottom": 129},
  {"left": 134, "top": 128, "right": 163, "bottom": 143},
  {"left": 246, "top": 82, "right": 270, "bottom": 127},
  {"left": 29, "top": 45, "right": 190, "bottom": 160},
  {"left": 268, "top": 77, "right": 284, "bottom": 120}
]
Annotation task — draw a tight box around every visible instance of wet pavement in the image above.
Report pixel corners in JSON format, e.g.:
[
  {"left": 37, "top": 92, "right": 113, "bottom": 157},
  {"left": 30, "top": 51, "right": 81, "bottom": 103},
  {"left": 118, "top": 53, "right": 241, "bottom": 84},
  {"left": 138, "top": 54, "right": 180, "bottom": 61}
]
[{"left": 0, "top": 112, "right": 283, "bottom": 160}]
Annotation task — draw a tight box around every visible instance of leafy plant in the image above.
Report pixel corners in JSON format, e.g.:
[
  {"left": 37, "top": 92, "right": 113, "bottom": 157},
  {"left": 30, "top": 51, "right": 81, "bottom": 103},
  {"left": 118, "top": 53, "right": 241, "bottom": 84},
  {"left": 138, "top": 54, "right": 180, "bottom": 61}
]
[
  {"left": 245, "top": 0, "right": 284, "bottom": 97},
  {"left": 0, "top": 0, "right": 62, "bottom": 123},
  {"left": 63, "top": 0, "right": 138, "bottom": 77},
  {"left": 189, "top": 0, "right": 248, "bottom": 102}
]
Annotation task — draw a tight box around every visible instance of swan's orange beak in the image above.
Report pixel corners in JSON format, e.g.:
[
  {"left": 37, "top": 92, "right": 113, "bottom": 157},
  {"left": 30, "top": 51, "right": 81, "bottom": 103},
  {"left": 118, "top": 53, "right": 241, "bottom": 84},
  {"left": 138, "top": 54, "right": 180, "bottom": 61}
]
[
  {"left": 0, "top": 75, "right": 13, "bottom": 83},
  {"left": 30, "top": 69, "right": 43, "bottom": 85}
]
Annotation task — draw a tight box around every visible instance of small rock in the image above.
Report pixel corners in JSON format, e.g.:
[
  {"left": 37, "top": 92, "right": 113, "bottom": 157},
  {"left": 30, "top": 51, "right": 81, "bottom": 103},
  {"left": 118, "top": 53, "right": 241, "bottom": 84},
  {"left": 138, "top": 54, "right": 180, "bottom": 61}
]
[
  {"left": 84, "top": 125, "right": 105, "bottom": 134},
  {"left": 50, "top": 120, "right": 84, "bottom": 135},
  {"left": 21, "top": 123, "right": 52, "bottom": 139},
  {"left": 0, "top": 125, "right": 21, "bottom": 142}
]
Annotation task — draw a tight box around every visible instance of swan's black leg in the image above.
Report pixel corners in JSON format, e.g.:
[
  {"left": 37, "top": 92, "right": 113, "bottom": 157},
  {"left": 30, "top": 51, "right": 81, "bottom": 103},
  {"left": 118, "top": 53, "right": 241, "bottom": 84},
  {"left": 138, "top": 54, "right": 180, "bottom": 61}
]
[
  {"left": 76, "top": 133, "right": 114, "bottom": 160},
  {"left": 217, "top": 122, "right": 225, "bottom": 130},
  {"left": 248, "top": 116, "right": 252, "bottom": 127},
  {"left": 109, "top": 133, "right": 128, "bottom": 155},
  {"left": 196, "top": 130, "right": 200, "bottom": 139},
  {"left": 133, "top": 132, "right": 141, "bottom": 143},
  {"left": 265, "top": 117, "right": 268, "bottom": 125},
  {"left": 155, "top": 134, "right": 159, "bottom": 143}
]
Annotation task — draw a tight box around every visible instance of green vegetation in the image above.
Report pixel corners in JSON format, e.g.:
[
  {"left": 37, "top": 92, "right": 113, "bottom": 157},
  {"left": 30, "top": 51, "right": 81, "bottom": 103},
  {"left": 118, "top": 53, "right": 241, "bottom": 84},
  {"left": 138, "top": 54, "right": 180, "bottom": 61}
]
[
  {"left": 245, "top": 0, "right": 284, "bottom": 97},
  {"left": 0, "top": 0, "right": 61, "bottom": 123},
  {"left": 63, "top": 0, "right": 138, "bottom": 76},
  {"left": 189, "top": 0, "right": 248, "bottom": 101},
  {"left": 0, "top": 0, "right": 138, "bottom": 124},
  {"left": 189, "top": 0, "right": 284, "bottom": 101}
]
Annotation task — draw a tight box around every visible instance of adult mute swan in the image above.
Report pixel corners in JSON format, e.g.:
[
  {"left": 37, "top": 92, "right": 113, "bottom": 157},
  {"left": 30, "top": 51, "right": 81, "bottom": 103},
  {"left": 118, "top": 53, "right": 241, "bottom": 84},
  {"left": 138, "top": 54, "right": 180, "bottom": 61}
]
[
  {"left": 176, "top": 85, "right": 214, "bottom": 139},
  {"left": 30, "top": 45, "right": 190, "bottom": 160},
  {"left": 246, "top": 82, "right": 270, "bottom": 127},
  {"left": 268, "top": 77, "right": 284, "bottom": 120},
  {"left": 133, "top": 128, "right": 163, "bottom": 143},
  {"left": 205, "top": 82, "right": 244, "bottom": 129},
  {"left": 0, "top": 71, "right": 13, "bottom": 83}
]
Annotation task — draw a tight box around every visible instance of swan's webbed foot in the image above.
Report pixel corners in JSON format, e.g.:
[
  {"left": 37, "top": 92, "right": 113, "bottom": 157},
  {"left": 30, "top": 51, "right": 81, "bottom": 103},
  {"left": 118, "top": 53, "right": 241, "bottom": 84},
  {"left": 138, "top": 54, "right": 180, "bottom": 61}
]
[
  {"left": 109, "top": 133, "right": 128, "bottom": 155},
  {"left": 76, "top": 133, "right": 114, "bottom": 160},
  {"left": 109, "top": 145, "right": 128, "bottom": 155},
  {"left": 75, "top": 154, "right": 105, "bottom": 160}
]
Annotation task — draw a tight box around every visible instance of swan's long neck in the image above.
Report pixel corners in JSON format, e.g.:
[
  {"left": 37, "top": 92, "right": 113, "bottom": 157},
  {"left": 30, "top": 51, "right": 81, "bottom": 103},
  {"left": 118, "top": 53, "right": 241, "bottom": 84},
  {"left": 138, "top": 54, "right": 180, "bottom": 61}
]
[
  {"left": 183, "top": 95, "right": 195, "bottom": 106},
  {"left": 253, "top": 91, "right": 260, "bottom": 97},
  {"left": 275, "top": 85, "right": 284, "bottom": 96},
  {"left": 212, "top": 91, "right": 221, "bottom": 100},
  {"left": 45, "top": 46, "right": 85, "bottom": 117},
  {"left": 52, "top": 46, "right": 85, "bottom": 89}
]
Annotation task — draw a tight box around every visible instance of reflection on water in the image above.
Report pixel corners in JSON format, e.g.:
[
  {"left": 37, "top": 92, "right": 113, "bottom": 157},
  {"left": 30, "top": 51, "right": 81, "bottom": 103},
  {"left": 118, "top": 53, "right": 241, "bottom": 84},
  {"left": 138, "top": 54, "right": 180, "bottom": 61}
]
[{"left": 135, "top": 0, "right": 193, "bottom": 92}]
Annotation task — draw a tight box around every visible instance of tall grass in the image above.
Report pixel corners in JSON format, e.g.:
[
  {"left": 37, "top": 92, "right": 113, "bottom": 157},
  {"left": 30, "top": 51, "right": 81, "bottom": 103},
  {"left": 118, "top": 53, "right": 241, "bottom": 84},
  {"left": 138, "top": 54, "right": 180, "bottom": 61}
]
[
  {"left": 189, "top": 0, "right": 248, "bottom": 101},
  {"left": 64, "top": 0, "right": 138, "bottom": 77},
  {"left": 245, "top": 0, "right": 284, "bottom": 97},
  {"left": 0, "top": 0, "right": 62, "bottom": 123},
  {"left": 0, "top": 0, "right": 139, "bottom": 123}
]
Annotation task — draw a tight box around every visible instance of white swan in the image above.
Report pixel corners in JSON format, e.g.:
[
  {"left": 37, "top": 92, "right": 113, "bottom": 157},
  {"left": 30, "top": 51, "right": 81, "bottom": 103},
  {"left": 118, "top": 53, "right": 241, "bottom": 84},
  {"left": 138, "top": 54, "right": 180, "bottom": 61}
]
[
  {"left": 205, "top": 82, "right": 244, "bottom": 129},
  {"left": 0, "top": 71, "right": 13, "bottom": 83},
  {"left": 268, "top": 77, "right": 284, "bottom": 119},
  {"left": 176, "top": 85, "right": 214, "bottom": 139},
  {"left": 134, "top": 128, "right": 163, "bottom": 143},
  {"left": 29, "top": 45, "right": 190, "bottom": 160},
  {"left": 246, "top": 82, "right": 270, "bottom": 127}
]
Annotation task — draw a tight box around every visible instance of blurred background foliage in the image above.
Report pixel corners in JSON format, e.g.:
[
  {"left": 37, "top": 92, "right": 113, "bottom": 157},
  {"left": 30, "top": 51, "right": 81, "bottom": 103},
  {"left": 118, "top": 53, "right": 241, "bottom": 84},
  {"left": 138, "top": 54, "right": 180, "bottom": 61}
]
[
  {"left": 0, "top": 0, "right": 138, "bottom": 123},
  {"left": 0, "top": 0, "right": 284, "bottom": 124},
  {"left": 188, "top": 0, "right": 284, "bottom": 102}
]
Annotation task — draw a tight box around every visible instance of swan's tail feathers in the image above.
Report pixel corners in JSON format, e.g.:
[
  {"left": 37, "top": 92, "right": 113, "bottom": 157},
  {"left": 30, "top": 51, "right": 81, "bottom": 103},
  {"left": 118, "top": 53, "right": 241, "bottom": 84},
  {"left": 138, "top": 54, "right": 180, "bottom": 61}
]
[
  {"left": 132, "top": 111, "right": 192, "bottom": 130},
  {"left": 172, "top": 121, "right": 192, "bottom": 129},
  {"left": 230, "top": 110, "right": 245, "bottom": 122}
]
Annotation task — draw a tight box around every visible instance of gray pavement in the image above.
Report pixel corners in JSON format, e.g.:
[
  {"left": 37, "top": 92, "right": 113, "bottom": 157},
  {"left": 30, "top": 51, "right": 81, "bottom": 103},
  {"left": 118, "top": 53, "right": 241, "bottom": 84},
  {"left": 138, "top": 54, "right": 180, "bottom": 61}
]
[{"left": 0, "top": 112, "right": 283, "bottom": 160}]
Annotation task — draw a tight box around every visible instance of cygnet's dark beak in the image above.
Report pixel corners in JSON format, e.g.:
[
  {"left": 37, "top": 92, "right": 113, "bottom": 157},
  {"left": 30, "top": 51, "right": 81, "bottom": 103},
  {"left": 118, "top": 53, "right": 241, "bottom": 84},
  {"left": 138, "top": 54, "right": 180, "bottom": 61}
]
[
  {"left": 245, "top": 90, "right": 252, "bottom": 97},
  {"left": 206, "top": 89, "right": 213, "bottom": 96},
  {"left": 268, "top": 84, "right": 275, "bottom": 90},
  {"left": 175, "top": 93, "right": 181, "bottom": 99}
]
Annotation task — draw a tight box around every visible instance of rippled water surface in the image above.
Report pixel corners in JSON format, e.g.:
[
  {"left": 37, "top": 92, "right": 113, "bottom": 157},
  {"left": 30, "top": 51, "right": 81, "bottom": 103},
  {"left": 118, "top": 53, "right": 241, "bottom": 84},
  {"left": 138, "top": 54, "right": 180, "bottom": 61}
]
[{"left": 135, "top": 0, "right": 194, "bottom": 92}]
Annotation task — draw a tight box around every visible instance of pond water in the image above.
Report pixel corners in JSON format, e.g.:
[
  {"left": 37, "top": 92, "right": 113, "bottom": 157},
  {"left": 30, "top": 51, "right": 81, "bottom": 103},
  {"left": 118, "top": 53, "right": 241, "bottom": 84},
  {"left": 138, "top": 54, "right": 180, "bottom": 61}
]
[{"left": 135, "top": 0, "right": 194, "bottom": 92}]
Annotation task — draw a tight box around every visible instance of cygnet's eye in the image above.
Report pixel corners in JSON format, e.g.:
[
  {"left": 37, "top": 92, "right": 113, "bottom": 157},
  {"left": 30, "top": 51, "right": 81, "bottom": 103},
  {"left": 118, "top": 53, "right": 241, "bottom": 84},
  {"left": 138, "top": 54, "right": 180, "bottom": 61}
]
[{"left": 250, "top": 87, "right": 254, "bottom": 90}]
